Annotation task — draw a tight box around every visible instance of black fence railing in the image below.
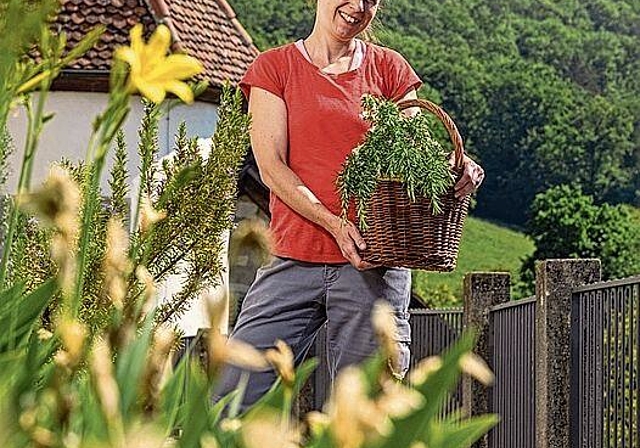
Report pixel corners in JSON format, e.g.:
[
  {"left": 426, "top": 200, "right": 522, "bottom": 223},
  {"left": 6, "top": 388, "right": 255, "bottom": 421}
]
[
  {"left": 409, "top": 309, "right": 464, "bottom": 417},
  {"left": 571, "top": 276, "right": 640, "bottom": 448},
  {"left": 488, "top": 297, "right": 536, "bottom": 448}
]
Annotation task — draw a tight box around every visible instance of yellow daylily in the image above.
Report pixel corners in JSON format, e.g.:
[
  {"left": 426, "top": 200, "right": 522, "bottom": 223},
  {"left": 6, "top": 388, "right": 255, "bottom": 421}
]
[{"left": 115, "top": 24, "right": 203, "bottom": 104}]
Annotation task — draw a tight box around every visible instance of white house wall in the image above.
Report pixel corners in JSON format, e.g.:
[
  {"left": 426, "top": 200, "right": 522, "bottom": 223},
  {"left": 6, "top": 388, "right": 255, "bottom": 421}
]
[
  {"left": 6, "top": 90, "right": 227, "bottom": 336},
  {"left": 6, "top": 91, "right": 219, "bottom": 192}
]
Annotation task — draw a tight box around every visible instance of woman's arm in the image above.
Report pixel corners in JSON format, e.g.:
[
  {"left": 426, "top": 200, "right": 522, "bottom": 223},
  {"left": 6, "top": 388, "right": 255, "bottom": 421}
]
[{"left": 248, "top": 86, "right": 374, "bottom": 269}]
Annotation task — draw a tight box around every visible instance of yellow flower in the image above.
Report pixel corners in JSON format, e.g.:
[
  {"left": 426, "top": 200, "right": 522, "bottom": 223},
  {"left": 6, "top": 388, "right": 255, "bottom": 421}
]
[
  {"left": 91, "top": 338, "right": 121, "bottom": 423},
  {"left": 206, "top": 296, "right": 269, "bottom": 373},
  {"left": 139, "top": 195, "right": 167, "bottom": 234},
  {"left": 408, "top": 356, "right": 443, "bottom": 385},
  {"left": 328, "top": 366, "right": 391, "bottom": 448},
  {"left": 104, "top": 218, "right": 131, "bottom": 309},
  {"left": 371, "top": 301, "right": 400, "bottom": 369},
  {"left": 376, "top": 379, "right": 424, "bottom": 419},
  {"left": 459, "top": 352, "right": 494, "bottom": 386},
  {"left": 115, "top": 24, "right": 203, "bottom": 104},
  {"left": 241, "top": 412, "right": 301, "bottom": 448},
  {"left": 58, "top": 318, "right": 88, "bottom": 364},
  {"left": 265, "top": 340, "right": 295, "bottom": 387}
]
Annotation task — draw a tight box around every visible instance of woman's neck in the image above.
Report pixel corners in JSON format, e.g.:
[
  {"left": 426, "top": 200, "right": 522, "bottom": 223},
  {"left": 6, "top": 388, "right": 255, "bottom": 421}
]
[{"left": 303, "top": 32, "right": 357, "bottom": 66}]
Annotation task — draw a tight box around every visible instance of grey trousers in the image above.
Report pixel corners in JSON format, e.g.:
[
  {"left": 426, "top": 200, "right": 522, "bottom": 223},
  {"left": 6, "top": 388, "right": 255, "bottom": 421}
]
[{"left": 215, "top": 256, "right": 411, "bottom": 409}]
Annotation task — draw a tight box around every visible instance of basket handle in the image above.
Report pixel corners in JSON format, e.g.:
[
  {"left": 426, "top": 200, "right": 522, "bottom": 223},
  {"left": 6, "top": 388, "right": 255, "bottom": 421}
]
[{"left": 397, "top": 98, "right": 465, "bottom": 171}]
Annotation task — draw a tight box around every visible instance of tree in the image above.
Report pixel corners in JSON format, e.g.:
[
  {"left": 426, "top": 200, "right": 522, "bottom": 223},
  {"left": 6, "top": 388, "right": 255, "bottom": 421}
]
[{"left": 519, "top": 184, "right": 640, "bottom": 294}]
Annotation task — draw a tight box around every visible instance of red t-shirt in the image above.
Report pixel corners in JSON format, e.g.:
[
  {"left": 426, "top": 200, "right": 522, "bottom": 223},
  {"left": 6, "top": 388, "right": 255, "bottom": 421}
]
[{"left": 240, "top": 42, "right": 422, "bottom": 263}]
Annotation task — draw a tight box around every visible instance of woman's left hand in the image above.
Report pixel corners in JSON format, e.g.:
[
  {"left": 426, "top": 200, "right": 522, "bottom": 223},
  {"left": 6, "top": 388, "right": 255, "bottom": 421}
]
[{"left": 453, "top": 155, "right": 485, "bottom": 200}]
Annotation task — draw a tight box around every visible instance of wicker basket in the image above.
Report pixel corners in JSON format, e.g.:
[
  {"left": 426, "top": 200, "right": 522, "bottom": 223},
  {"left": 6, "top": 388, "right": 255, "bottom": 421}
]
[{"left": 360, "top": 98, "right": 470, "bottom": 272}]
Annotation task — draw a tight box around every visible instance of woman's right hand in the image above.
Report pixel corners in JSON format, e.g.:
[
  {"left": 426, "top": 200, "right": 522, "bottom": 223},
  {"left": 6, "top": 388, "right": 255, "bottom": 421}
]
[{"left": 329, "top": 217, "right": 379, "bottom": 271}]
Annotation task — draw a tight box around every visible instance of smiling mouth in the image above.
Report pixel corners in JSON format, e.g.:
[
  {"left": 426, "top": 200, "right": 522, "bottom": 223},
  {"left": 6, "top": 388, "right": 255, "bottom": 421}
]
[{"left": 338, "top": 10, "right": 362, "bottom": 25}]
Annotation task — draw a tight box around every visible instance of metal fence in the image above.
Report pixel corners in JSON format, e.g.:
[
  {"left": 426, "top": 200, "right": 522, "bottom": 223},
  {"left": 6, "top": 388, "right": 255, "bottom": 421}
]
[
  {"left": 311, "top": 308, "right": 463, "bottom": 410},
  {"left": 409, "top": 309, "right": 464, "bottom": 416},
  {"left": 488, "top": 297, "right": 536, "bottom": 448},
  {"left": 571, "top": 276, "right": 640, "bottom": 448}
]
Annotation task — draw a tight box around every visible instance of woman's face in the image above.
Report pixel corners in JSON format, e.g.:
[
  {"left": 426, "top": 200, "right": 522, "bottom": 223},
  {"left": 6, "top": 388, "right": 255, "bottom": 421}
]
[{"left": 314, "top": 0, "right": 380, "bottom": 41}]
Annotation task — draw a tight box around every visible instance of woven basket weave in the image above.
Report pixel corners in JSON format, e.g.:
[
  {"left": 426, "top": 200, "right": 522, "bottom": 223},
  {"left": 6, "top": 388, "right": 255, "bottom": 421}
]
[{"left": 360, "top": 98, "right": 470, "bottom": 272}]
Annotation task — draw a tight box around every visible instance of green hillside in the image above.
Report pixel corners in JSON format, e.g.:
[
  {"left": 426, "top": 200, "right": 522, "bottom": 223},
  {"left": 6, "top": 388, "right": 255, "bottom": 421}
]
[{"left": 412, "top": 216, "right": 534, "bottom": 307}]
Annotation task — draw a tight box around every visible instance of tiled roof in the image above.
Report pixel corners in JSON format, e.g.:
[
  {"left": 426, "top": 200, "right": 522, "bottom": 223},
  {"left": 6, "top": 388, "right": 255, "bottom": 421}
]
[{"left": 54, "top": 0, "right": 259, "bottom": 87}]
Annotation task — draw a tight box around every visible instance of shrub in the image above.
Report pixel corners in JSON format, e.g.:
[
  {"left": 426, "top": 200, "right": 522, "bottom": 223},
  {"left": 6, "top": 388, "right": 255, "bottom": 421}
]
[{"left": 519, "top": 184, "right": 640, "bottom": 293}]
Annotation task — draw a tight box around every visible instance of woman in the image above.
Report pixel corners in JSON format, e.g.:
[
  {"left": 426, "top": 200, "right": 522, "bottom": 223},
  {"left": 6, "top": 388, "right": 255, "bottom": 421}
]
[{"left": 217, "top": 0, "right": 485, "bottom": 408}]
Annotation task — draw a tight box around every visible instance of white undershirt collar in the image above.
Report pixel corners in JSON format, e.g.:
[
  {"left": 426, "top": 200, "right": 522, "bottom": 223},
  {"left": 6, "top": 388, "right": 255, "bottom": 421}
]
[{"left": 295, "top": 39, "right": 365, "bottom": 73}]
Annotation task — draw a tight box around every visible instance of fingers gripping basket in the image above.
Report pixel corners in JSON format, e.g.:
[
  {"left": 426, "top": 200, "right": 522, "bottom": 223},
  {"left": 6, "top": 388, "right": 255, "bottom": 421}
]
[{"left": 360, "top": 98, "right": 470, "bottom": 272}]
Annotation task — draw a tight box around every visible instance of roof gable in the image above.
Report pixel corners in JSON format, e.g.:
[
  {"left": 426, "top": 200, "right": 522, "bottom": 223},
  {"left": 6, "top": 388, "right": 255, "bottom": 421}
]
[{"left": 54, "top": 0, "right": 259, "bottom": 88}]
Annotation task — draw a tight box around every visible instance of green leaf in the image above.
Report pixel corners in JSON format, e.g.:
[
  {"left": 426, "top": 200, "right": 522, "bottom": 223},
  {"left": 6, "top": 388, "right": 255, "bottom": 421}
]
[
  {"left": 159, "top": 355, "right": 189, "bottom": 431},
  {"left": 42, "top": 112, "right": 55, "bottom": 124},
  {"left": 0, "top": 282, "right": 26, "bottom": 317},
  {"left": 427, "top": 414, "right": 499, "bottom": 448},
  {"left": 0, "top": 279, "right": 56, "bottom": 352},
  {"left": 244, "top": 358, "right": 318, "bottom": 420},
  {"left": 177, "top": 360, "right": 211, "bottom": 448},
  {"left": 210, "top": 389, "right": 238, "bottom": 427},
  {"left": 115, "top": 312, "right": 154, "bottom": 417},
  {"left": 377, "top": 331, "right": 476, "bottom": 448}
]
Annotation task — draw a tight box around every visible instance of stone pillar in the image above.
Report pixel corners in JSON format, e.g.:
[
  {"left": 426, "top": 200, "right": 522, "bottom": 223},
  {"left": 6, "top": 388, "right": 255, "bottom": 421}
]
[
  {"left": 462, "top": 272, "right": 510, "bottom": 448},
  {"left": 534, "top": 259, "right": 601, "bottom": 448}
]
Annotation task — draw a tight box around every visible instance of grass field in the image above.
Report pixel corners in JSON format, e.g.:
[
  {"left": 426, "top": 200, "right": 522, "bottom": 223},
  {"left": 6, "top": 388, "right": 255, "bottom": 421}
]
[{"left": 412, "top": 216, "right": 535, "bottom": 307}]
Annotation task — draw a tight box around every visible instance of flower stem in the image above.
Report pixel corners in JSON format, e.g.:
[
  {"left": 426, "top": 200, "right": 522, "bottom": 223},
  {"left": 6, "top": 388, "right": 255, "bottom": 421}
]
[{"left": 0, "top": 83, "right": 51, "bottom": 287}]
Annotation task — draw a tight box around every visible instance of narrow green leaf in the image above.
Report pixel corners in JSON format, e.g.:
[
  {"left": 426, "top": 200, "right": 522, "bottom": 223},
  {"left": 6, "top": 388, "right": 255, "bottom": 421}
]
[
  {"left": 0, "top": 279, "right": 56, "bottom": 351},
  {"left": 377, "top": 331, "right": 477, "bottom": 448},
  {"left": 244, "top": 358, "right": 318, "bottom": 420},
  {"left": 177, "top": 360, "right": 211, "bottom": 448},
  {"left": 115, "top": 312, "right": 154, "bottom": 417},
  {"left": 430, "top": 415, "right": 499, "bottom": 448}
]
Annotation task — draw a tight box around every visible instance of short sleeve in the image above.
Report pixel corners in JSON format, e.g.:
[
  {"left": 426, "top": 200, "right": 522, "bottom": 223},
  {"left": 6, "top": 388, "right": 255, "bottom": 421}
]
[
  {"left": 239, "top": 50, "right": 287, "bottom": 101},
  {"left": 383, "top": 48, "right": 422, "bottom": 101}
]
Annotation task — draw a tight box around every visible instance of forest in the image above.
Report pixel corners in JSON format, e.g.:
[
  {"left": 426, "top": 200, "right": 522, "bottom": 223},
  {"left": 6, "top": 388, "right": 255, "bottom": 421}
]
[{"left": 229, "top": 0, "right": 639, "bottom": 221}]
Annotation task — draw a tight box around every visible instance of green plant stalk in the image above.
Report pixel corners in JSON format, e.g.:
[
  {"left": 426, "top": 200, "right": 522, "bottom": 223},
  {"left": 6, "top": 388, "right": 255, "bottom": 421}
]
[
  {"left": 0, "top": 74, "right": 53, "bottom": 288},
  {"left": 71, "top": 91, "right": 130, "bottom": 316},
  {"left": 228, "top": 371, "right": 250, "bottom": 419},
  {"left": 281, "top": 387, "right": 293, "bottom": 430},
  {"left": 128, "top": 103, "right": 161, "bottom": 266}
]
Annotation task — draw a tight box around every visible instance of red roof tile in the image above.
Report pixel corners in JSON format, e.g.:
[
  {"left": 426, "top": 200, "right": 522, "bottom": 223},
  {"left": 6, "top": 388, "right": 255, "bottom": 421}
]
[{"left": 53, "top": 0, "right": 259, "bottom": 88}]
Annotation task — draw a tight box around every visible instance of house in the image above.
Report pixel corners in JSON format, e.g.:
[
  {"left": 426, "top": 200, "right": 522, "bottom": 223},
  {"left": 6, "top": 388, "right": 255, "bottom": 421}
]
[
  {"left": 6, "top": 0, "right": 261, "bottom": 334},
  {"left": 9, "top": 0, "right": 258, "bottom": 188}
]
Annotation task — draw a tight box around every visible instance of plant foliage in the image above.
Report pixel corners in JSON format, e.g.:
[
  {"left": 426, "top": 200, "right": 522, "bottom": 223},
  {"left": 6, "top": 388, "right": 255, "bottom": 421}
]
[
  {"left": 337, "top": 95, "right": 454, "bottom": 229},
  {"left": 518, "top": 184, "right": 640, "bottom": 294}
]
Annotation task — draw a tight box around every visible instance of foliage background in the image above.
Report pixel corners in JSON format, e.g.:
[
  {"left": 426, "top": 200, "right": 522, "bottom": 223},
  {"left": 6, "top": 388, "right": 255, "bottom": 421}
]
[
  {"left": 229, "top": 0, "right": 640, "bottom": 301},
  {"left": 229, "top": 0, "right": 639, "bottom": 224}
]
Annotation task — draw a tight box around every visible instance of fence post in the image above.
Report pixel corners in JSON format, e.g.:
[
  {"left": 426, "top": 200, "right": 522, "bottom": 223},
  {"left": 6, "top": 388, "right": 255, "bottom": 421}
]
[
  {"left": 534, "top": 259, "right": 601, "bottom": 448},
  {"left": 463, "top": 272, "right": 510, "bottom": 448}
]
